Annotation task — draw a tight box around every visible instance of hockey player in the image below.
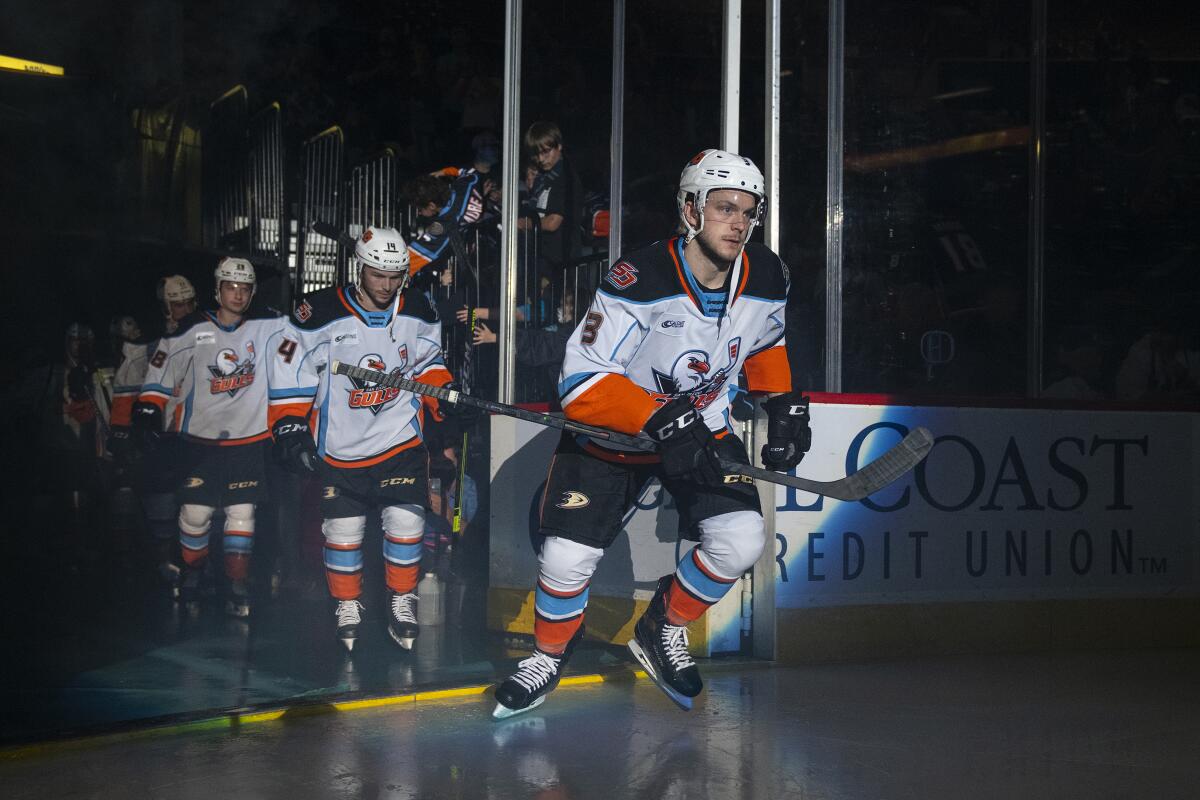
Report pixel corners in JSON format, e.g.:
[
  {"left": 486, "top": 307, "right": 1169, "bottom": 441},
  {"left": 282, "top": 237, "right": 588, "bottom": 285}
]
[
  {"left": 132, "top": 259, "right": 284, "bottom": 617},
  {"left": 109, "top": 276, "right": 197, "bottom": 588},
  {"left": 493, "top": 149, "right": 812, "bottom": 718},
  {"left": 268, "top": 226, "right": 460, "bottom": 652}
]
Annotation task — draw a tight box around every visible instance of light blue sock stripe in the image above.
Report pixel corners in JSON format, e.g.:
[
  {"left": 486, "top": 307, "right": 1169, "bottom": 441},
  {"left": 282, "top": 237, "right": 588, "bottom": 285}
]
[
  {"left": 324, "top": 547, "right": 363, "bottom": 570},
  {"left": 535, "top": 584, "right": 590, "bottom": 618},
  {"left": 383, "top": 540, "right": 422, "bottom": 563},
  {"left": 676, "top": 551, "right": 735, "bottom": 604},
  {"left": 223, "top": 535, "right": 254, "bottom": 554}
]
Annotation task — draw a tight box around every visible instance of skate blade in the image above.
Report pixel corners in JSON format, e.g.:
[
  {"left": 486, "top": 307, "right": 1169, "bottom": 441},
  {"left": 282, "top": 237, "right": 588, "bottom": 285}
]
[
  {"left": 626, "top": 639, "right": 693, "bottom": 711},
  {"left": 492, "top": 695, "right": 546, "bottom": 720},
  {"left": 388, "top": 628, "right": 416, "bottom": 650},
  {"left": 341, "top": 637, "right": 356, "bottom": 652}
]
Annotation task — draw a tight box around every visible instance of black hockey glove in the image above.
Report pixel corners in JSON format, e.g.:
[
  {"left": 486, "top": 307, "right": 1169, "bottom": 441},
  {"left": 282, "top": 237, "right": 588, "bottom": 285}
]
[
  {"left": 645, "top": 397, "right": 723, "bottom": 486},
  {"left": 761, "top": 393, "right": 812, "bottom": 472},
  {"left": 436, "top": 383, "right": 484, "bottom": 425},
  {"left": 107, "top": 425, "right": 135, "bottom": 466},
  {"left": 272, "top": 416, "right": 318, "bottom": 474},
  {"left": 130, "top": 401, "right": 163, "bottom": 451}
]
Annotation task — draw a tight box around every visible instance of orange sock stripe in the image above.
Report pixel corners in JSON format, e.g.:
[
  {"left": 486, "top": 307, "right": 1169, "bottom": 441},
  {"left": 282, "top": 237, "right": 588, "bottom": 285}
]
[
  {"left": 224, "top": 553, "right": 250, "bottom": 580},
  {"left": 692, "top": 549, "right": 737, "bottom": 584},
  {"left": 535, "top": 613, "right": 584, "bottom": 651},
  {"left": 325, "top": 541, "right": 359, "bottom": 551},
  {"left": 666, "top": 581, "right": 712, "bottom": 624},
  {"left": 326, "top": 571, "right": 362, "bottom": 601},
  {"left": 536, "top": 579, "right": 588, "bottom": 599},
  {"left": 385, "top": 563, "right": 419, "bottom": 594},
  {"left": 384, "top": 533, "right": 423, "bottom": 544},
  {"left": 181, "top": 547, "right": 208, "bottom": 567}
]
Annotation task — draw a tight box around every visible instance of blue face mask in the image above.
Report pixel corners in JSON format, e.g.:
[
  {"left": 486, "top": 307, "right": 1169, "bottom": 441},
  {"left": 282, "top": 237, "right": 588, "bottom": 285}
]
[{"left": 475, "top": 145, "right": 499, "bottom": 166}]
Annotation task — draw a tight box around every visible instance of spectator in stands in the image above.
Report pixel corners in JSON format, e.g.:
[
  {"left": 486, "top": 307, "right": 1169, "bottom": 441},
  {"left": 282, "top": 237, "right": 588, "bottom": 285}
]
[
  {"left": 1115, "top": 309, "right": 1200, "bottom": 402},
  {"left": 1043, "top": 324, "right": 1107, "bottom": 401},
  {"left": 519, "top": 121, "right": 582, "bottom": 277}
]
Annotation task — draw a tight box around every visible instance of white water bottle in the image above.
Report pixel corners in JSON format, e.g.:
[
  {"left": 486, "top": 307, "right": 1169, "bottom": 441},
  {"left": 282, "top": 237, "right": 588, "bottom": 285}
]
[{"left": 417, "top": 571, "right": 443, "bottom": 626}]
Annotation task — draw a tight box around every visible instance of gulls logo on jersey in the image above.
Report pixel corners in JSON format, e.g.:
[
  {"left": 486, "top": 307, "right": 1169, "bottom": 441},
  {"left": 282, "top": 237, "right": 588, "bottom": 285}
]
[
  {"left": 347, "top": 353, "right": 403, "bottom": 414},
  {"left": 651, "top": 338, "right": 741, "bottom": 410},
  {"left": 208, "top": 346, "right": 256, "bottom": 396}
]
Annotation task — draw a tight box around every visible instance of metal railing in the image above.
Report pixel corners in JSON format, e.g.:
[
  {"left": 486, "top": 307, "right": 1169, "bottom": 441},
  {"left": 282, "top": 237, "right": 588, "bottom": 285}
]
[{"left": 295, "top": 126, "right": 345, "bottom": 296}]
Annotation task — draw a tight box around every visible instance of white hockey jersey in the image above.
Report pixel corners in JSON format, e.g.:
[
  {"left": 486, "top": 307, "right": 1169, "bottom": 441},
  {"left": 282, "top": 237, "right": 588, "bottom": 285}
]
[
  {"left": 138, "top": 310, "right": 287, "bottom": 444},
  {"left": 112, "top": 340, "right": 179, "bottom": 431},
  {"left": 559, "top": 237, "right": 792, "bottom": 457},
  {"left": 267, "top": 285, "right": 452, "bottom": 467}
]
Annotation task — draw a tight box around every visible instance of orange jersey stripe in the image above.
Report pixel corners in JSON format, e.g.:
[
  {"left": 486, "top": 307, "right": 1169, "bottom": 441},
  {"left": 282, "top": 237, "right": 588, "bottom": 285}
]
[
  {"left": 137, "top": 393, "right": 169, "bottom": 411},
  {"left": 742, "top": 345, "right": 792, "bottom": 394},
  {"left": 186, "top": 431, "right": 272, "bottom": 447},
  {"left": 110, "top": 395, "right": 135, "bottom": 427},
  {"left": 323, "top": 435, "right": 422, "bottom": 469},
  {"left": 268, "top": 401, "right": 314, "bottom": 429},
  {"left": 563, "top": 373, "right": 659, "bottom": 435}
]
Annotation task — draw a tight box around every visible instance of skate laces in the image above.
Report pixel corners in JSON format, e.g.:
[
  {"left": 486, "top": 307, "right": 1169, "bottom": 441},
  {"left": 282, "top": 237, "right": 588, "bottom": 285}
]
[
  {"left": 336, "top": 600, "right": 364, "bottom": 626},
  {"left": 511, "top": 650, "right": 561, "bottom": 692},
  {"left": 662, "top": 624, "right": 696, "bottom": 670},
  {"left": 391, "top": 593, "right": 418, "bottom": 624}
]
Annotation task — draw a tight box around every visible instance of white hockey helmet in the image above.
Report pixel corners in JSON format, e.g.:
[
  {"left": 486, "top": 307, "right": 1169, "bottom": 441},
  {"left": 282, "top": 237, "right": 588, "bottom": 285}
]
[
  {"left": 214, "top": 256, "right": 256, "bottom": 287},
  {"left": 213, "top": 256, "right": 256, "bottom": 303},
  {"left": 355, "top": 226, "right": 410, "bottom": 273},
  {"left": 157, "top": 274, "right": 196, "bottom": 305},
  {"left": 676, "top": 149, "right": 766, "bottom": 242}
]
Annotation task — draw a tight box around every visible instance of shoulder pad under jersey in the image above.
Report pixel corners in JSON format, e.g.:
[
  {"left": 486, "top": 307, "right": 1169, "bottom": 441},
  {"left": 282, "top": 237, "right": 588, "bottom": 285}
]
[
  {"left": 243, "top": 307, "right": 285, "bottom": 322},
  {"left": 740, "top": 242, "right": 790, "bottom": 301},
  {"left": 397, "top": 285, "right": 440, "bottom": 324},
  {"left": 598, "top": 239, "right": 682, "bottom": 303},
  {"left": 165, "top": 310, "right": 209, "bottom": 340},
  {"left": 290, "top": 286, "right": 350, "bottom": 330}
]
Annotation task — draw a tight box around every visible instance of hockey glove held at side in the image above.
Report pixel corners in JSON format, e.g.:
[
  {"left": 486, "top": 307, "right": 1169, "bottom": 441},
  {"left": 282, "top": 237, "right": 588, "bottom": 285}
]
[
  {"left": 130, "top": 401, "right": 163, "bottom": 450},
  {"left": 272, "top": 416, "right": 318, "bottom": 474},
  {"left": 107, "top": 426, "right": 135, "bottom": 466},
  {"left": 645, "top": 397, "right": 723, "bottom": 486},
  {"left": 438, "top": 383, "right": 484, "bottom": 424},
  {"left": 761, "top": 393, "right": 812, "bottom": 471}
]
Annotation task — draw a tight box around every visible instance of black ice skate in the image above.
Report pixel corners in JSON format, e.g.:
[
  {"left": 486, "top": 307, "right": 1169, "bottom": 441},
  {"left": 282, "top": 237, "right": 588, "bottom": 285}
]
[
  {"left": 493, "top": 625, "right": 585, "bottom": 720},
  {"left": 627, "top": 575, "right": 703, "bottom": 710},
  {"left": 335, "top": 599, "right": 364, "bottom": 652},
  {"left": 387, "top": 592, "right": 419, "bottom": 650},
  {"left": 224, "top": 579, "right": 251, "bottom": 618},
  {"left": 175, "top": 565, "right": 203, "bottom": 607}
]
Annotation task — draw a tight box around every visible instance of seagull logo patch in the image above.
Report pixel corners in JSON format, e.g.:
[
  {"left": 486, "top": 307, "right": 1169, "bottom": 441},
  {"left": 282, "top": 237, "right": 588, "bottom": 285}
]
[{"left": 556, "top": 491, "right": 591, "bottom": 509}]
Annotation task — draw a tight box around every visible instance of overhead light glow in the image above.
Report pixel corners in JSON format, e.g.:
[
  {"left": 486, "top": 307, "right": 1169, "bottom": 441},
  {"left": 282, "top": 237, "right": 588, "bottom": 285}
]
[{"left": 0, "top": 54, "right": 65, "bottom": 77}]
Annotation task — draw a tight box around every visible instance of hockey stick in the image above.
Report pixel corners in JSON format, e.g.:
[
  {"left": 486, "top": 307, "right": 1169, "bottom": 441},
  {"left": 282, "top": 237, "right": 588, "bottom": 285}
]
[
  {"left": 310, "top": 220, "right": 356, "bottom": 249},
  {"left": 330, "top": 361, "right": 933, "bottom": 501}
]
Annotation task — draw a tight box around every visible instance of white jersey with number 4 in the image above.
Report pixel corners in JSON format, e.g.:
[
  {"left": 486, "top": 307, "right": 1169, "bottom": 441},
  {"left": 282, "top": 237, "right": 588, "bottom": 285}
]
[{"left": 267, "top": 285, "right": 452, "bottom": 468}]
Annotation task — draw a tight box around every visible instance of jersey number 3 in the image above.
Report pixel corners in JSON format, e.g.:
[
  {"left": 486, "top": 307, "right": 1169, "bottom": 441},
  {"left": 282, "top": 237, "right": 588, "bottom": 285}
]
[{"left": 581, "top": 312, "right": 603, "bottom": 345}]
